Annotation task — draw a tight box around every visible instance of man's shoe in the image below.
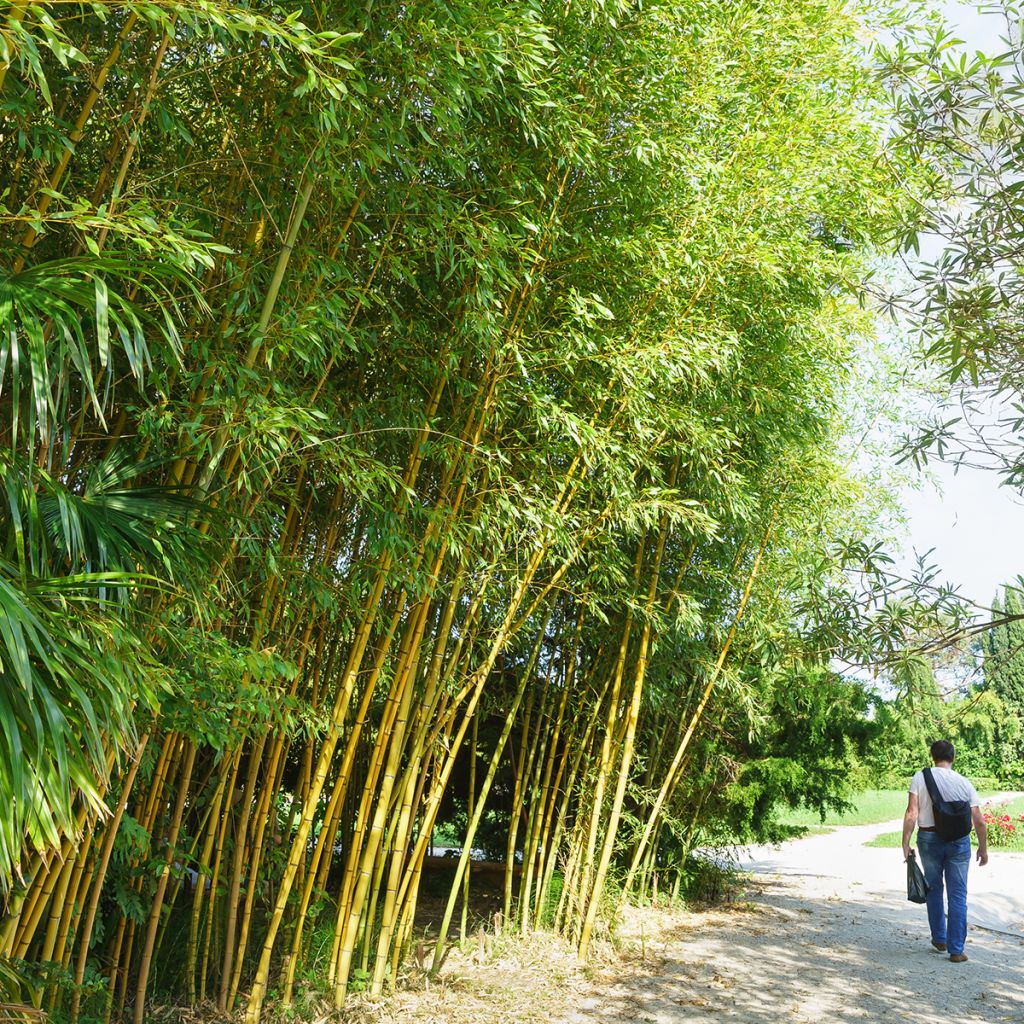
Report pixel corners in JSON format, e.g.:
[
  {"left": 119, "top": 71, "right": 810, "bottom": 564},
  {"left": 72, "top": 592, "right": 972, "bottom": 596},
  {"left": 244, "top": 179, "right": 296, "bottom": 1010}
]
[
  {"left": 949, "top": 953, "right": 968, "bottom": 963},
  {"left": 931, "top": 940, "right": 947, "bottom": 952}
]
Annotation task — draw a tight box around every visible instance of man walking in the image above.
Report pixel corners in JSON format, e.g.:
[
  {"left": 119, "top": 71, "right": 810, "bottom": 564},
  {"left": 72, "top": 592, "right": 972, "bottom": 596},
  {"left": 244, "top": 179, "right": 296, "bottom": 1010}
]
[{"left": 902, "top": 740, "right": 988, "bottom": 962}]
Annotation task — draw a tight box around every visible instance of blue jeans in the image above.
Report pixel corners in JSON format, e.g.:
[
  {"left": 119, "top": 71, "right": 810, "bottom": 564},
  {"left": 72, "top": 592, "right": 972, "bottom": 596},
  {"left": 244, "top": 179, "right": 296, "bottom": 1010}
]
[{"left": 917, "top": 831, "right": 971, "bottom": 955}]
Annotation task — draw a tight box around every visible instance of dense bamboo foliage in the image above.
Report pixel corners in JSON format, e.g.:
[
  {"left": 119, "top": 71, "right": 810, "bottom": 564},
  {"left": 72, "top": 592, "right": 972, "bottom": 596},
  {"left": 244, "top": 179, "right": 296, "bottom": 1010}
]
[{"left": 1, "top": 0, "right": 921, "bottom": 1019}]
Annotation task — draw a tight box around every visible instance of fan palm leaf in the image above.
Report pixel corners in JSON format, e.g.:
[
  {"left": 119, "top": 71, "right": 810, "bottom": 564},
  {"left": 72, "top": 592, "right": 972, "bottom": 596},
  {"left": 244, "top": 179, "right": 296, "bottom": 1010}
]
[{"left": 0, "top": 451, "right": 208, "bottom": 890}]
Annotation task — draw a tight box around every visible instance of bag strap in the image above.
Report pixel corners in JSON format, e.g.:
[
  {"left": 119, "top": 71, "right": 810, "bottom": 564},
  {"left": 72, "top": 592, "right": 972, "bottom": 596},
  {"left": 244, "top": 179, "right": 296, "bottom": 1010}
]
[{"left": 922, "top": 766, "right": 943, "bottom": 804}]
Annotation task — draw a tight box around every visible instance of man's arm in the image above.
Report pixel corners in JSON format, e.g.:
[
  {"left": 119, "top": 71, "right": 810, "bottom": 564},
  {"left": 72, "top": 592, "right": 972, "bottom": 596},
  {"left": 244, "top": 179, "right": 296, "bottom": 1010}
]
[
  {"left": 902, "top": 792, "right": 918, "bottom": 860},
  {"left": 971, "top": 806, "right": 988, "bottom": 866}
]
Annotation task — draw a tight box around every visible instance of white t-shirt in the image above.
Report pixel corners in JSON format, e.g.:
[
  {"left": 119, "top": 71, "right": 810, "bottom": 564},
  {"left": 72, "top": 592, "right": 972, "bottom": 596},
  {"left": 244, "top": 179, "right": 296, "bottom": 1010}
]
[{"left": 909, "top": 767, "right": 980, "bottom": 827}]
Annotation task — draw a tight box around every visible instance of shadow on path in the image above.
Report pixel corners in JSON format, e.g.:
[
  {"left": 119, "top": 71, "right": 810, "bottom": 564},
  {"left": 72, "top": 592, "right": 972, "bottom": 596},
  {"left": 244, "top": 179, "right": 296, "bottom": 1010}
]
[{"left": 572, "top": 880, "right": 1024, "bottom": 1024}]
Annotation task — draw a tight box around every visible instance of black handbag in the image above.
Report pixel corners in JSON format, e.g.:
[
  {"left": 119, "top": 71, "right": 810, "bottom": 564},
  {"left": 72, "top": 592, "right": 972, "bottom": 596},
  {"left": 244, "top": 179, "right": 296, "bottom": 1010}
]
[
  {"left": 922, "top": 768, "right": 973, "bottom": 841},
  {"left": 906, "top": 851, "right": 928, "bottom": 903}
]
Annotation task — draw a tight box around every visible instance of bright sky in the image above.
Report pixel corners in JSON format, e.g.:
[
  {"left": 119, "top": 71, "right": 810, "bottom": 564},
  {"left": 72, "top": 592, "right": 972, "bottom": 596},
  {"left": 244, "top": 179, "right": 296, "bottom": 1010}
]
[
  {"left": 897, "top": 461, "right": 1024, "bottom": 607},
  {"left": 893, "top": 2, "right": 1024, "bottom": 608},
  {"left": 939, "top": 0, "right": 1010, "bottom": 50}
]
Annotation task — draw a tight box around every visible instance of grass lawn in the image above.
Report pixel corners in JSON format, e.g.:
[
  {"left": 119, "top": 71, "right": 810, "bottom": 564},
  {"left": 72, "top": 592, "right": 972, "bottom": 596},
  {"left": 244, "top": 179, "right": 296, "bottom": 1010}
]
[
  {"left": 865, "top": 795, "right": 1024, "bottom": 852},
  {"left": 776, "top": 789, "right": 914, "bottom": 828}
]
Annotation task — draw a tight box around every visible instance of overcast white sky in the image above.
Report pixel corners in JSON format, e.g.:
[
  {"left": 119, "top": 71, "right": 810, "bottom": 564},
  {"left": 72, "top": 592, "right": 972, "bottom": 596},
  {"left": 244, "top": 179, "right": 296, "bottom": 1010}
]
[{"left": 892, "top": 2, "right": 1024, "bottom": 607}]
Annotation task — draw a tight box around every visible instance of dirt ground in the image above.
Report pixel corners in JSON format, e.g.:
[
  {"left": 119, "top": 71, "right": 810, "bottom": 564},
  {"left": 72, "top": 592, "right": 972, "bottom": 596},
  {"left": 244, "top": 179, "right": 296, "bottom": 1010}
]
[
  {"left": 352, "top": 820, "right": 1024, "bottom": 1024},
  {"left": 568, "top": 879, "right": 1024, "bottom": 1024}
]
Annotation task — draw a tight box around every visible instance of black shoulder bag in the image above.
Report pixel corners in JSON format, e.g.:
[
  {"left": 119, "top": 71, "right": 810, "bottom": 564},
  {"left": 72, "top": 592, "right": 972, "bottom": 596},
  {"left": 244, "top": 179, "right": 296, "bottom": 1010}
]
[{"left": 922, "top": 768, "right": 972, "bottom": 841}]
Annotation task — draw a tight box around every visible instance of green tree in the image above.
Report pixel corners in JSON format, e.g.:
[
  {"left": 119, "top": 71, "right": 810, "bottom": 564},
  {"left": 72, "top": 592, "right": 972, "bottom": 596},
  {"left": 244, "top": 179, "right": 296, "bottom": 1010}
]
[
  {"left": 975, "top": 586, "right": 1024, "bottom": 780},
  {"left": 882, "top": 4, "right": 1024, "bottom": 485},
  {"left": 983, "top": 588, "right": 1024, "bottom": 713}
]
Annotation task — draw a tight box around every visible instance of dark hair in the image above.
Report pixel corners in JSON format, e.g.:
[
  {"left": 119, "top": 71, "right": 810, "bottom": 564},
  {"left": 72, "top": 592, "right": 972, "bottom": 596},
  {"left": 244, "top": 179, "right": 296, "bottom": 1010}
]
[{"left": 930, "top": 739, "right": 955, "bottom": 763}]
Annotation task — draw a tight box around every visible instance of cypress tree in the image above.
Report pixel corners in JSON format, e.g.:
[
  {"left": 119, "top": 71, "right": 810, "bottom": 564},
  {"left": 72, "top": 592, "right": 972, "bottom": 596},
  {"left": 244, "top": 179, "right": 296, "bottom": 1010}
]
[{"left": 989, "top": 588, "right": 1024, "bottom": 714}]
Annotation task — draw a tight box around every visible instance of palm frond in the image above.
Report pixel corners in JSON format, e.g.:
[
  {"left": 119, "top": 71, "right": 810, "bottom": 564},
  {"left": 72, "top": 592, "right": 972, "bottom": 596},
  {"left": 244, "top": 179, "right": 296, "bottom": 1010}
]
[
  {"left": 0, "top": 954, "right": 41, "bottom": 1022},
  {"left": 0, "top": 252, "right": 196, "bottom": 447},
  {"left": 0, "top": 451, "right": 209, "bottom": 890}
]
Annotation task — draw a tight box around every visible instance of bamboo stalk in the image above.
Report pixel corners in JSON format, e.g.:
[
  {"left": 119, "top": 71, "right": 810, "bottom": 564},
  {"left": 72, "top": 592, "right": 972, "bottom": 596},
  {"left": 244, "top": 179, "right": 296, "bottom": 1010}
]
[
  {"left": 501, "top": 685, "right": 535, "bottom": 924},
  {"left": 185, "top": 761, "right": 231, "bottom": 1005},
  {"left": 622, "top": 508, "right": 781, "bottom": 893},
  {"left": 578, "top": 505, "right": 672, "bottom": 956},
  {"left": 199, "top": 749, "right": 244, "bottom": 1003},
  {"left": 70, "top": 735, "right": 148, "bottom": 1023},
  {"left": 331, "top": 633, "right": 420, "bottom": 1005},
  {"left": 459, "top": 713, "right": 478, "bottom": 944},
  {"left": 133, "top": 741, "right": 197, "bottom": 1024},
  {"left": 429, "top": 620, "right": 550, "bottom": 973},
  {"left": 218, "top": 732, "right": 268, "bottom": 1009}
]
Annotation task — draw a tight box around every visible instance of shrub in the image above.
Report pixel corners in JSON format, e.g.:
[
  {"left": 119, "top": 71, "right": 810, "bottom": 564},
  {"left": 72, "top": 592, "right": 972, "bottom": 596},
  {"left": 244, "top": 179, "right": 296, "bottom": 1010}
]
[{"left": 981, "top": 811, "right": 1021, "bottom": 847}]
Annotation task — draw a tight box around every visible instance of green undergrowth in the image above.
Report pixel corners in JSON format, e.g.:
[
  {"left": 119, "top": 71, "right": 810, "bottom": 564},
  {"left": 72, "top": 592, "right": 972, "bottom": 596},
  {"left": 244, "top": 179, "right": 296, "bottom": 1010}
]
[{"left": 678, "top": 855, "right": 750, "bottom": 906}]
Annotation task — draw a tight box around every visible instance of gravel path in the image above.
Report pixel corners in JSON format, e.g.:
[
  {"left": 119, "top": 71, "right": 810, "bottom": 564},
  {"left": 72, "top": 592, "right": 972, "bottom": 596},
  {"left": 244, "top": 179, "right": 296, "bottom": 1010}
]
[{"left": 570, "top": 816, "right": 1024, "bottom": 1024}]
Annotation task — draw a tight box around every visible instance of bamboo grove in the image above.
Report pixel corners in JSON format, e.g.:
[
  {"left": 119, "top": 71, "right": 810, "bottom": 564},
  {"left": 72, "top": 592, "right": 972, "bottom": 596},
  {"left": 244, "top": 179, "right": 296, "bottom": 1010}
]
[{"left": 1, "top": 0, "right": 916, "bottom": 1020}]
